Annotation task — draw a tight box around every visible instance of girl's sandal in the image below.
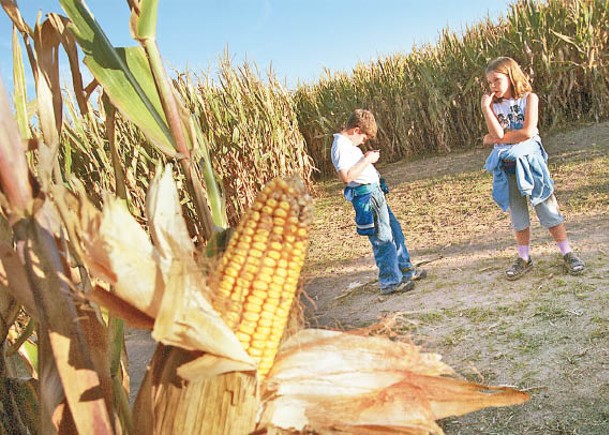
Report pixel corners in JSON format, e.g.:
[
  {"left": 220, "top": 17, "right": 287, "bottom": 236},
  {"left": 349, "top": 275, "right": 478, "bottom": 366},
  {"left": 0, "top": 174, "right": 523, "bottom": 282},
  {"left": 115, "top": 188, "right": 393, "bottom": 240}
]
[
  {"left": 505, "top": 257, "right": 533, "bottom": 281},
  {"left": 563, "top": 252, "right": 585, "bottom": 275}
]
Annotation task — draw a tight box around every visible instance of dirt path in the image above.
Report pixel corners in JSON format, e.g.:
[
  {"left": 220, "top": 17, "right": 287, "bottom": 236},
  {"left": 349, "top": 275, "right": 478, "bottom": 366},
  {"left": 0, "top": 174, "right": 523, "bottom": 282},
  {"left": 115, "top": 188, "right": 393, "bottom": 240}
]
[{"left": 302, "top": 122, "right": 609, "bottom": 434}]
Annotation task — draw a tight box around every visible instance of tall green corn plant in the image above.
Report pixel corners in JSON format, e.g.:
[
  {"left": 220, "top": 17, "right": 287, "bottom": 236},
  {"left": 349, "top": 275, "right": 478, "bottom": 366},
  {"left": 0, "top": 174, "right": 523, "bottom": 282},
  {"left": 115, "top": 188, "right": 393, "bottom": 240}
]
[
  {"left": 175, "top": 56, "right": 315, "bottom": 225},
  {"left": 58, "top": 0, "right": 226, "bottom": 240}
]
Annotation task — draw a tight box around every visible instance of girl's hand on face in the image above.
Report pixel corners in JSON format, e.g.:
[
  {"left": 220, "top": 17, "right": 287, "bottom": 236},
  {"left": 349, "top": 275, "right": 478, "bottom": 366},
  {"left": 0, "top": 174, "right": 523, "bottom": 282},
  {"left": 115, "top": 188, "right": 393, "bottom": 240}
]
[{"left": 481, "top": 92, "right": 494, "bottom": 108}]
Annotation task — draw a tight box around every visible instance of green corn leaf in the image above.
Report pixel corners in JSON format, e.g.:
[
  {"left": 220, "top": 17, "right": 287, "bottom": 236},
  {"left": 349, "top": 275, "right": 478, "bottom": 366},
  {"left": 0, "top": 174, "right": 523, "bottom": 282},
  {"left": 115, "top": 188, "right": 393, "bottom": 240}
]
[
  {"left": 130, "top": 0, "right": 158, "bottom": 41},
  {"left": 11, "top": 26, "right": 31, "bottom": 139},
  {"left": 59, "top": 0, "right": 176, "bottom": 157}
]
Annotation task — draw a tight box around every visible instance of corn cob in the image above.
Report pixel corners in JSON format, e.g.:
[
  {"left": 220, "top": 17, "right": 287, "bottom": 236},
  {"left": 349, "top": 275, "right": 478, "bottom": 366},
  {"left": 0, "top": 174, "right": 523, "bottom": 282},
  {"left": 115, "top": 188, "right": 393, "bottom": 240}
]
[{"left": 211, "top": 177, "right": 313, "bottom": 378}]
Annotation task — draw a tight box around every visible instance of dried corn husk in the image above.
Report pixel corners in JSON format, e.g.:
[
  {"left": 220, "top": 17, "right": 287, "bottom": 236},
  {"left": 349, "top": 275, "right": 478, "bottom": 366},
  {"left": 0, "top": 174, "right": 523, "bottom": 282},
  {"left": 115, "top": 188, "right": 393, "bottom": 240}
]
[{"left": 258, "top": 329, "right": 529, "bottom": 434}]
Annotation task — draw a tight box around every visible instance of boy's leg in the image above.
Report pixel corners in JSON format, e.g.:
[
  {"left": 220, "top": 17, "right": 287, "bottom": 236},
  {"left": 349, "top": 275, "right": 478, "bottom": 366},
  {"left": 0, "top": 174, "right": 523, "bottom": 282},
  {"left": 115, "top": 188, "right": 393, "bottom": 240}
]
[
  {"left": 369, "top": 190, "right": 402, "bottom": 289},
  {"left": 387, "top": 206, "right": 412, "bottom": 270},
  {"left": 387, "top": 206, "right": 427, "bottom": 280}
]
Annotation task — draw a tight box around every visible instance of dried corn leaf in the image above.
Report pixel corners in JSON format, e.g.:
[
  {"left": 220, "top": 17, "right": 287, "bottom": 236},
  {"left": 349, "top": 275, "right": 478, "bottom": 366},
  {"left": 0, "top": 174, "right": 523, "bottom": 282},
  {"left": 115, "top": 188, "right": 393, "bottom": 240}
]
[
  {"left": 146, "top": 164, "right": 195, "bottom": 267},
  {"left": 259, "top": 329, "right": 529, "bottom": 434},
  {"left": 89, "top": 284, "right": 155, "bottom": 329},
  {"left": 0, "top": 241, "right": 35, "bottom": 314},
  {"left": 0, "top": 79, "right": 33, "bottom": 220},
  {"left": 81, "top": 195, "right": 161, "bottom": 317}
]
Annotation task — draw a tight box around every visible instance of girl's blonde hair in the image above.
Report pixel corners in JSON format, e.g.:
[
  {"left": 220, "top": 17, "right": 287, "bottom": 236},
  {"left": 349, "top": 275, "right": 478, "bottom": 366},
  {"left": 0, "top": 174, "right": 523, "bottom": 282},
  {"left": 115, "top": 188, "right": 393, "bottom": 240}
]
[{"left": 486, "top": 57, "right": 532, "bottom": 100}]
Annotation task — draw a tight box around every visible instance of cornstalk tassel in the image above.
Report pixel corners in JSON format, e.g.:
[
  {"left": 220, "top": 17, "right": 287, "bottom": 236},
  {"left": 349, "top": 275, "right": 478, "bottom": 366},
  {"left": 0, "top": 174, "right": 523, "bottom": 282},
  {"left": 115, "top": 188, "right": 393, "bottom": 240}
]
[{"left": 210, "top": 177, "right": 313, "bottom": 378}]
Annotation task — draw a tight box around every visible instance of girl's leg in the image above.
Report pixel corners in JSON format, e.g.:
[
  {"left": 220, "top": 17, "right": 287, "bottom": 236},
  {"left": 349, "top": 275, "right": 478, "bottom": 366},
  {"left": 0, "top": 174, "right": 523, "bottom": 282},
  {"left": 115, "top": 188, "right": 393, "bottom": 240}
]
[
  {"left": 506, "top": 175, "right": 533, "bottom": 280},
  {"left": 508, "top": 175, "right": 531, "bottom": 258},
  {"left": 535, "top": 195, "right": 585, "bottom": 274},
  {"left": 515, "top": 228, "right": 531, "bottom": 260},
  {"left": 548, "top": 223, "right": 571, "bottom": 254}
]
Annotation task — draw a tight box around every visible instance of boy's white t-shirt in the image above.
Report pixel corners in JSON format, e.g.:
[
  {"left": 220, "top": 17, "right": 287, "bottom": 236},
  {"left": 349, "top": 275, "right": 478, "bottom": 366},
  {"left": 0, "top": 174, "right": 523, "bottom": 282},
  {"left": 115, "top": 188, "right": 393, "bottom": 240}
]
[{"left": 331, "top": 133, "right": 379, "bottom": 187}]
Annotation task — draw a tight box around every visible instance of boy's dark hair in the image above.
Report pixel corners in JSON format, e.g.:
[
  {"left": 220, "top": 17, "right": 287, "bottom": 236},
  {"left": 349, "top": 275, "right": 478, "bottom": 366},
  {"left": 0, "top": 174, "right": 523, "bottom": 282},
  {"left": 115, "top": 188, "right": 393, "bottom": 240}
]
[{"left": 345, "top": 109, "right": 377, "bottom": 139}]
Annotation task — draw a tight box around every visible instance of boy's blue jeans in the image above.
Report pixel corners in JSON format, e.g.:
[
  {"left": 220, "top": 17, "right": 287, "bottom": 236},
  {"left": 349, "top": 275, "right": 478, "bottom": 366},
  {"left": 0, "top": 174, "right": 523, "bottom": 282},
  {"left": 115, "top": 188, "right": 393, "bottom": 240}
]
[{"left": 368, "top": 187, "right": 414, "bottom": 289}]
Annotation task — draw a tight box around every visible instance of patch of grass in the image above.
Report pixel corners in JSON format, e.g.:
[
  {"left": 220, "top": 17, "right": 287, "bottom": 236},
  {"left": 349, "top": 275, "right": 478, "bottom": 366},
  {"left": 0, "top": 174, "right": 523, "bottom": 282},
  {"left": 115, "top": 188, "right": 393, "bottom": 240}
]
[
  {"left": 532, "top": 303, "right": 569, "bottom": 320},
  {"left": 458, "top": 306, "right": 500, "bottom": 324},
  {"left": 416, "top": 311, "right": 446, "bottom": 324},
  {"left": 505, "top": 330, "right": 543, "bottom": 353},
  {"left": 442, "top": 327, "right": 470, "bottom": 346},
  {"left": 589, "top": 316, "right": 609, "bottom": 341}
]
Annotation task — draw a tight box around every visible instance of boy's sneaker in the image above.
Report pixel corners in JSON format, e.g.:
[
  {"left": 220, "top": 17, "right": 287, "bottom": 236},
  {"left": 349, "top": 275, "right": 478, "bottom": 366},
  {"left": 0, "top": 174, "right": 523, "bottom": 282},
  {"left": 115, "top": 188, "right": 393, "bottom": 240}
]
[
  {"left": 505, "top": 257, "right": 533, "bottom": 281},
  {"left": 563, "top": 252, "right": 585, "bottom": 276},
  {"left": 381, "top": 280, "right": 415, "bottom": 295},
  {"left": 401, "top": 267, "right": 428, "bottom": 281}
]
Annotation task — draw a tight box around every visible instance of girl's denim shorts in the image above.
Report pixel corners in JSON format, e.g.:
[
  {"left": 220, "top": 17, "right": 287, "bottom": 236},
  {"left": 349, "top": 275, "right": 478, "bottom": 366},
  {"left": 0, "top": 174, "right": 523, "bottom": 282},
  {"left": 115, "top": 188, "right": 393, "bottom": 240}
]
[{"left": 507, "top": 174, "right": 565, "bottom": 230}]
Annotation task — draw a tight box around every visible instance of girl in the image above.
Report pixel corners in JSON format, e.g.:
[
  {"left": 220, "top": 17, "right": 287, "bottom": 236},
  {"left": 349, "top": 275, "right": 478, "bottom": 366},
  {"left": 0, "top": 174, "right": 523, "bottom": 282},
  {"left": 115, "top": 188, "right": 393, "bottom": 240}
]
[{"left": 481, "top": 56, "right": 585, "bottom": 280}]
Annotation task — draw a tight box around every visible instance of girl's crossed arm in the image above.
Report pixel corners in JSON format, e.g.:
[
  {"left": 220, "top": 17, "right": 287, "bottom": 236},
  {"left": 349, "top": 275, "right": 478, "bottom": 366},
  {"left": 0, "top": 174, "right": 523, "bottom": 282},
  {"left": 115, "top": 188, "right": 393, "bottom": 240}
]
[{"left": 482, "top": 93, "right": 540, "bottom": 146}]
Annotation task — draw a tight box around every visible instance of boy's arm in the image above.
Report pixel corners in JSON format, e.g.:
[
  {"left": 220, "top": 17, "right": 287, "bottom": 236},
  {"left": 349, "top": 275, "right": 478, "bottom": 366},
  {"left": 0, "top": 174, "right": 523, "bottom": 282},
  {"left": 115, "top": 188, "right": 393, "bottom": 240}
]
[{"left": 337, "top": 150, "right": 380, "bottom": 184}]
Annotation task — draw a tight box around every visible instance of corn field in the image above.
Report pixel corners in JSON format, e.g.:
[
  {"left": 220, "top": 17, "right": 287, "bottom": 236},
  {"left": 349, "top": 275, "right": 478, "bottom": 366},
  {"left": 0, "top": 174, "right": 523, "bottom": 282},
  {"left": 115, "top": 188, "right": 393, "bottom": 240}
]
[
  {"left": 295, "top": 0, "right": 609, "bottom": 176},
  {"left": 6, "top": 0, "right": 607, "bottom": 433}
]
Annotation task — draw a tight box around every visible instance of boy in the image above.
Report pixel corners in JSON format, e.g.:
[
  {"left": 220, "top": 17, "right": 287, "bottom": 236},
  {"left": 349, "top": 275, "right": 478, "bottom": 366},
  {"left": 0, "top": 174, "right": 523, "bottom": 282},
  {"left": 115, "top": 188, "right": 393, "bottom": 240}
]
[{"left": 331, "top": 109, "right": 426, "bottom": 295}]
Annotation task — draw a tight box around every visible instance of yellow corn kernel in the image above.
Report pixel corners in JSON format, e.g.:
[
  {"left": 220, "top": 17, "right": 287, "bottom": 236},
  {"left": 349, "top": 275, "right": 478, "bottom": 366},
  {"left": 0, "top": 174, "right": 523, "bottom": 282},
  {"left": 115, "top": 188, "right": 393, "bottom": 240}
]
[
  {"left": 254, "top": 327, "right": 272, "bottom": 338},
  {"left": 252, "top": 241, "right": 267, "bottom": 251},
  {"left": 235, "top": 331, "right": 251, "bottom": 344},
  {"left": 258, "top": 268, "right": 274, "bottom": 280},
  {"left": 275, "top": 307, "right": 289, "bottom": 319},
  {"left": 258, "top": 317, "right": 273, "bottom": 328},
  {"left": 251, "top": 339, "right": 268, "bottom": 351},
  {"left": 274, "top": 268, "right": 288, "bottom": 278},
  {"left": 260, "top": 310, "right": 275, "bottom": 321},
  {"left": 244, "top": 302, "right": 262, "bottom": 314},
  {"left": 248, "top": 347, "right": 263, "bottom": 358},
  {"left": 244, "top": 261, "right": 261, "bottom": 273},
  {"left": 268, "top": 289, "right": 282, "bottom": 299},
  {"left": 246, "top": 295, "right": 264, "bottom": 307},
  {"left": 224, "top": 266, "right": 239, "bottom": 278},
  {"left": 273, "top": 208, "right": 288, "bottom": 218},
  {"left": 268, "top": 250, "right": 281, "bottom": 261},
  {"left": 252, "top": 280, "right": 269, "bottom": 292},
  {"left": 243, "top": 312, "right": 259, "bottom": 322},
  {"left": 271, "top": 277, "right": 285, "bottom": 287},
  {"left": 239, "top": 322, "right": 256, "bottom": 336}
]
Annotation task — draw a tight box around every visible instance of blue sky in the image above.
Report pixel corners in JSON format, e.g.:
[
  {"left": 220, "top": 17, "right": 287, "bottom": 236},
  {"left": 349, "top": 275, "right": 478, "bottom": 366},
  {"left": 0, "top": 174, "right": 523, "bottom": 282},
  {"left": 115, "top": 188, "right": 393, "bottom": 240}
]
[{"left": 0, "top": 0, "right": 512, "bottom": 91}]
